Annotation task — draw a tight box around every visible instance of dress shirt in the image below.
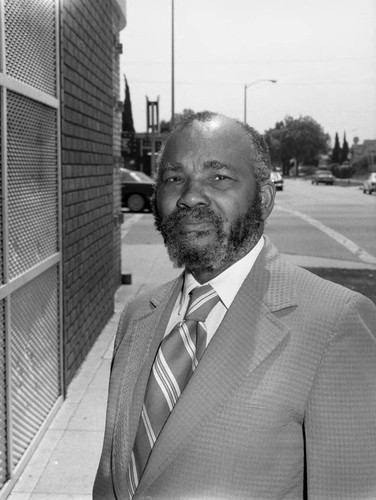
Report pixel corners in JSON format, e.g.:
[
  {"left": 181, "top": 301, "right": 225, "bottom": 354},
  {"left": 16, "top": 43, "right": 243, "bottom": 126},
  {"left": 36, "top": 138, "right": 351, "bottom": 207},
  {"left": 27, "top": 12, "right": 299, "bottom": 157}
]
[{"left": 164, "top": 236, "right": 265, "bottom": 346}]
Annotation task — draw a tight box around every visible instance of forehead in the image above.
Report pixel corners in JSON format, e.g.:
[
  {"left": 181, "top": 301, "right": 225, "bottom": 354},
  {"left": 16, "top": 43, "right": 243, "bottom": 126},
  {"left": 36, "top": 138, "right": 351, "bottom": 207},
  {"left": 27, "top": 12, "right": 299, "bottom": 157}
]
[{"left": 160, "top": 117, "right": 255, "bottom": 169}]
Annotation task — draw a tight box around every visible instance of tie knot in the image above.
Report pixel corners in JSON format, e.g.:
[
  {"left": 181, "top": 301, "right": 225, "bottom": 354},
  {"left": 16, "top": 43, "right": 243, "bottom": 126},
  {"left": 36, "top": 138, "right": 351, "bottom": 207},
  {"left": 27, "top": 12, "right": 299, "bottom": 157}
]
[{"left": 185, "top": 284, "right": 220, "bottom": 322}]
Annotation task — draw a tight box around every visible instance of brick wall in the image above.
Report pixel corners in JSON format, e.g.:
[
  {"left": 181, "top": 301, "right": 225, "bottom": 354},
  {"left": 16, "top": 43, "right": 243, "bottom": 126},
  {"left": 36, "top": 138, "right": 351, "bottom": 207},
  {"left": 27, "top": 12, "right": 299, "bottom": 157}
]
[
  {"left": 112, "top": 26, "right": 123, "bottom": 289},
  {"left": 60, "top": 0, "right": 122, "bottom": 386}
]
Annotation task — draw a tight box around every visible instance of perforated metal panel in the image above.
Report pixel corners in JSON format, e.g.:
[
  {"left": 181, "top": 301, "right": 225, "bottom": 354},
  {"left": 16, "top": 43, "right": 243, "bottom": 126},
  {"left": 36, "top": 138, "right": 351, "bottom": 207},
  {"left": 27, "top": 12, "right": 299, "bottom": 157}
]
[
  {"left": 4, "top": 0, "right": 57, "bottom": 96},
  {"left": 0, "top": 91, "right": 3, "bottom": 284},
  {"left": 0, "top": 301, "right": 7, "bottom": 488},
  {"left": 7, "top": 90, "right": 58, "bottom": 280},
  {"left": 10, "top": 265, "right": 59, "bottom": 466},
  {"left": 1, "top": 0, "right": 61, "bottom": 491}
]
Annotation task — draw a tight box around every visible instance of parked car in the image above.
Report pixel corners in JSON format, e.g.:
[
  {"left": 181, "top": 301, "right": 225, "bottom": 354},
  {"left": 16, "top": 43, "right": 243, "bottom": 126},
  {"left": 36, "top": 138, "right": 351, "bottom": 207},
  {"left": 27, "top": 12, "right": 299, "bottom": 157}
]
[
  {"left": 270, "top": 171, "right": 284, "bottom": 191},
  {"left": 120, "top": 168, "right": 154, "bottom": 212},
  {"left": 311, "top": 169, "right": 335, "bottom": 185},
  {"left": 362, "top": 173, "right": 376, "bottom": 194}
]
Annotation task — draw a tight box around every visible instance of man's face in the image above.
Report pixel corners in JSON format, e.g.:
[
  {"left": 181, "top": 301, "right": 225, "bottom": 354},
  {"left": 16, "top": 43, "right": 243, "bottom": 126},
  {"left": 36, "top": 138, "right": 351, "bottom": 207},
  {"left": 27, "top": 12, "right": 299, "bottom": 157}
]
[{"left": 154, "top": 116, "right": 272, "bottom": 281}]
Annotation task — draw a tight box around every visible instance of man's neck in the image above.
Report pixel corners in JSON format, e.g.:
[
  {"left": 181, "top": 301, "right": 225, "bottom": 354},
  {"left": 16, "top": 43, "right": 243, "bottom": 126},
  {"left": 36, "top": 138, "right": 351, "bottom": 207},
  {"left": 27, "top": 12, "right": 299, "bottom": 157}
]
[
  {"left": 189, "top": 236, "right": 263, "bottom": 284},
  {"left": 191, "top": 262, "right": 234, "bottom": 285}
]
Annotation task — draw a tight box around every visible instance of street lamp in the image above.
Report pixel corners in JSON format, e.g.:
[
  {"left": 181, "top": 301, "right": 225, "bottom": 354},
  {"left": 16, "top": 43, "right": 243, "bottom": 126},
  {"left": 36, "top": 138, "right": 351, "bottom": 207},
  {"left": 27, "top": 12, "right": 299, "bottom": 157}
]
[
  {"left": 244, "top": 79, "right": 277, "bottom": 124},
  {"left": 171, "top": 0, "right": 175, "bottom": 128}
]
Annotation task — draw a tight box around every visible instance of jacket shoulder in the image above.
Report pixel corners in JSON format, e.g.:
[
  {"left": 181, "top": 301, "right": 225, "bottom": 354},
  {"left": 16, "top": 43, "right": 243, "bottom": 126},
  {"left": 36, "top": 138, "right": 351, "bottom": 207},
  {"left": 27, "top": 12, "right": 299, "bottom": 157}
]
[
  {"left": 277, "top": 259, "right": 376, "bottom": 333},
  {"left": 292, "top": 263, "right": 370, "bottom": 303}
]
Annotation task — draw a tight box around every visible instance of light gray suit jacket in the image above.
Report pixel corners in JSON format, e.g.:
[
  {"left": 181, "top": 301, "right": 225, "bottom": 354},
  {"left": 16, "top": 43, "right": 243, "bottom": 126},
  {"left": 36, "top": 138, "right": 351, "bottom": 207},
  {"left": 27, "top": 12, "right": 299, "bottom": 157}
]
[{"left": 94, "top": 237, "right": 376, "bottom": 499}]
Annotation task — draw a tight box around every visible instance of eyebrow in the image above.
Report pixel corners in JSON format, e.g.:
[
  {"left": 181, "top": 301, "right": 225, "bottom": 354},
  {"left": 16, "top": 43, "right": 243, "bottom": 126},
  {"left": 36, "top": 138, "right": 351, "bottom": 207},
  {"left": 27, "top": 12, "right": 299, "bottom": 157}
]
[
  {"left": 159, "top": 162, "right": 184, "bottom": 173},
  {"left": 160, "top": 160, "right": 235, "bottom": 173},
  {"left": 202, "top": 160, "right": 235, "bottom": 172}
]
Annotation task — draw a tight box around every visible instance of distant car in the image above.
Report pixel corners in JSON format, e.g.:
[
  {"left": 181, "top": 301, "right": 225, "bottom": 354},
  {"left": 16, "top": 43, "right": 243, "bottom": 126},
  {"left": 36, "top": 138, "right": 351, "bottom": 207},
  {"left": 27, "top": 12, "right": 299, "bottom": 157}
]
[
  {"left": 120, "top": 168, "right": 154, "bottom": 212},
  {"left": 270, "top": 171, "right": 284, "bottom": 191},
  {"left": 311, "top": 169, "right": 335, "bottom": 185},
  {"left": 362, "top": 173, "right": 376, "bottom": 194}
]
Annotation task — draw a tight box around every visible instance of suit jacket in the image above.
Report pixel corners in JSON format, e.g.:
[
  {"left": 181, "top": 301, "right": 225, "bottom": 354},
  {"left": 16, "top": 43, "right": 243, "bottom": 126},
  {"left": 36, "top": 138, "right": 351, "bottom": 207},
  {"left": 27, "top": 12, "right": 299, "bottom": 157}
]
[{"left": 93, "top": 237, "right": 376, "bottom": 499}]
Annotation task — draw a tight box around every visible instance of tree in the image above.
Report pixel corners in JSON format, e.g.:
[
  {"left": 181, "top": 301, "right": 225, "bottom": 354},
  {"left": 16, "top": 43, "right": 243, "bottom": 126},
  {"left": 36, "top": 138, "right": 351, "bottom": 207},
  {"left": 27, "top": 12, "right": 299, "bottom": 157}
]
[
  {"left": 160, "top": 109, "right": 195, "bottom": 133},
  {"left": 340, "top": 132, "right": 349, "bottom": 163},
  {"left": 331, "top": 132, "right": 341, "bottom": 164},
  {"left": 265, "top": 116, "right": 331, "bottom": 175},
  {"left": 122, "top": 75, "right": 135, "bottom": 133},
  {"left": 351, "top": 154, "right": 370, "bottom": 174}
]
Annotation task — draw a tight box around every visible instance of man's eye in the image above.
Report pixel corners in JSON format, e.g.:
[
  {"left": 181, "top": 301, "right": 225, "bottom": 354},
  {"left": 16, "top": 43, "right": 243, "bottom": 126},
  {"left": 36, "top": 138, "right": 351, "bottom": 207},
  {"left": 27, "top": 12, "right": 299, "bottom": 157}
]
[
  {"left": 213, "top": 174, "right": 230, "bottom": 181},
  {"left": 164, "top": 176, "right": 181, "bottom": 183}
]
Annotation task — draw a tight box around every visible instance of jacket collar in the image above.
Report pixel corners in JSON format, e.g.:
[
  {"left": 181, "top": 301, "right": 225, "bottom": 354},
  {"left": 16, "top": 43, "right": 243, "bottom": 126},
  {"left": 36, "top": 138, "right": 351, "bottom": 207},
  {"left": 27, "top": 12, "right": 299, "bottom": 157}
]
[{"left": 252, "top": 235, "right": 297, "bottom": 312}]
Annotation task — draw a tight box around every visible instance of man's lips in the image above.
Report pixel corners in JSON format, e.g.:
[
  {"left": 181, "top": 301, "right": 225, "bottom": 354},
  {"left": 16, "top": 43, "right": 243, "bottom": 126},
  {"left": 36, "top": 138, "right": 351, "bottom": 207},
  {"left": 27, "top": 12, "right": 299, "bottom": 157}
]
[{"left": 177, "top": 221, "right": 214, "bottom": 234}]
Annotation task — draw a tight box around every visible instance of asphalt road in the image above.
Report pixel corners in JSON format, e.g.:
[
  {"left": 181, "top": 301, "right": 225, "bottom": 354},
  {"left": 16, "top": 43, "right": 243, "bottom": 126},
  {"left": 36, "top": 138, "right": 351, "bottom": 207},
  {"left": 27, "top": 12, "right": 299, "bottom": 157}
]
[{"left": 266, "top": 178, "right": 376, "bottom": 266}]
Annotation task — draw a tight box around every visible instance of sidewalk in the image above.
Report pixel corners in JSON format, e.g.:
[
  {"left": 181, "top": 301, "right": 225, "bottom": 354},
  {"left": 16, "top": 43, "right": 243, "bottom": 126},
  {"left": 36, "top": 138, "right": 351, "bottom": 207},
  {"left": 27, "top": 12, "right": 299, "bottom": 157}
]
[{"left": 8, "top": 242, "right": 376, "bottom": 499}]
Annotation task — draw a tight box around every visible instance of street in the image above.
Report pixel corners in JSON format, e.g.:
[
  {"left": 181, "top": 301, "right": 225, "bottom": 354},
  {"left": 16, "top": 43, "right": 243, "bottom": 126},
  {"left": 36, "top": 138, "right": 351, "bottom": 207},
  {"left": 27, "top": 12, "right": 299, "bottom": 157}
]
[
  {"left": 121, "top": 178, "right": 376, "bottom": 268},
  {"left": 267, "top": 178, "right": 376, "bottom": 264}
]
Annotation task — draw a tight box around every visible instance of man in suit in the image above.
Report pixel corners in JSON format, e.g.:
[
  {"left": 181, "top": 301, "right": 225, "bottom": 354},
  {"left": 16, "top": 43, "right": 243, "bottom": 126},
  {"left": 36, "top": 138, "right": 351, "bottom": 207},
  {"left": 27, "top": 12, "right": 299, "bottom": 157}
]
[{"left": 94, "top": 112, "right": 376, "bottom": 499}]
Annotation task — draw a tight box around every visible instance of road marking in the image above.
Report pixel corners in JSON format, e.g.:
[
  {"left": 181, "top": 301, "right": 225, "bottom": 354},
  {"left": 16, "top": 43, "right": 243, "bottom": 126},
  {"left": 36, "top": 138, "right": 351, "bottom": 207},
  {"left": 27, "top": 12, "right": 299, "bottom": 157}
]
[
  {"left": 275, "top": 206, "right": 376, "bottom": 265},
  {"left": 122, "top": 213, "right": 144, "bottom": 238}
]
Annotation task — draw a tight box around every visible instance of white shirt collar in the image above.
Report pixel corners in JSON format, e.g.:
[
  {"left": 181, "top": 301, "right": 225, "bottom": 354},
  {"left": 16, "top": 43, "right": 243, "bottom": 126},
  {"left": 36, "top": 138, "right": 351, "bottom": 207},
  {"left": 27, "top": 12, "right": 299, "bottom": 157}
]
[{"left": 181, "top": 236, "right": 264, "bottom": 311}]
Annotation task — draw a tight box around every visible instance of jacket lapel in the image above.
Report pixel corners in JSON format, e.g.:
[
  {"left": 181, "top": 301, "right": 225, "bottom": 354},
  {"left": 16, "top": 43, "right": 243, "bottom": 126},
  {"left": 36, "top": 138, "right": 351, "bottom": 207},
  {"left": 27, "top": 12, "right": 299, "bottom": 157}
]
[
  {"left": 112, "top": 275, "right": 184, "bottom": 498},
  {"left": 137, "top": 237, "right": 297, "bottom": 496}
]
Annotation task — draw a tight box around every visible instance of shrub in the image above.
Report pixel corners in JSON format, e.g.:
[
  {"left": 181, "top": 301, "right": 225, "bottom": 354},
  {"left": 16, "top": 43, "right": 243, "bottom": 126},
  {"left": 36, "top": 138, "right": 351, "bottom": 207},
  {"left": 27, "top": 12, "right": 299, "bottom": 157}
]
[{"left": 331, "top": 164, "right": 354, "bottom": 178}]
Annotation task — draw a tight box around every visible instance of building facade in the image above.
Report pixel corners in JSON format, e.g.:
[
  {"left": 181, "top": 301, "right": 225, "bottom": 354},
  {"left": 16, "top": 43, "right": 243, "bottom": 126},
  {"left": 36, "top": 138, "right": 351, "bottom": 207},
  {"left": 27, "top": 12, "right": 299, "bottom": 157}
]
[
  {"left": 0, "top": 0, "right": 125, "bottom": 496},
  {"left": 351, "top": 138, "right": 376, "bottom": 170}
]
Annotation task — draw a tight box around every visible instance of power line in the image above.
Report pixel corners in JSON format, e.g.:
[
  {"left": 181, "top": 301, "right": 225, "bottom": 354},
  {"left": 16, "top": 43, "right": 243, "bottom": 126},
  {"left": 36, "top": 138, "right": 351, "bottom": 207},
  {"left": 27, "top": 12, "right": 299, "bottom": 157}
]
[
  {"left": 123, "top": 55, "right": 376, "bottom": 66},
  {"left": 125, "top": 79, "right": 376, "bottom": 87}
]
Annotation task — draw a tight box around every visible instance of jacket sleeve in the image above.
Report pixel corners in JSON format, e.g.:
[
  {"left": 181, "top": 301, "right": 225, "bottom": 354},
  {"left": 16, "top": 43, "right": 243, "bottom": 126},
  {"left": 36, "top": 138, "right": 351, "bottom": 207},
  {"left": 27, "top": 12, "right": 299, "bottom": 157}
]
[{"left": 305, "top": 293, "right": 376, "bottom": 499}]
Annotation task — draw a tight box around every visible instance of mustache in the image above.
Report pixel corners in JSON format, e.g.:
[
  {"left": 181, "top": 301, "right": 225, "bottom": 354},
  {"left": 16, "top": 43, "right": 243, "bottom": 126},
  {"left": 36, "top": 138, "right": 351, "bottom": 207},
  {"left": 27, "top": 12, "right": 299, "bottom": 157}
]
[{"left": 159, "top": 206, "right": 223, "bottom": 231}]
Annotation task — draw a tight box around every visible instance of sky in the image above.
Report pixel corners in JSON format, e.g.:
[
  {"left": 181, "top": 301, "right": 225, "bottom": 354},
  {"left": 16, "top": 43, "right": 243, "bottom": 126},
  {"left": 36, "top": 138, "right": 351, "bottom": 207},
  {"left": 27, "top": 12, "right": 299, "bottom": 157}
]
[{"left": 120, "top": 0, "right": 376, "bottom": 145}]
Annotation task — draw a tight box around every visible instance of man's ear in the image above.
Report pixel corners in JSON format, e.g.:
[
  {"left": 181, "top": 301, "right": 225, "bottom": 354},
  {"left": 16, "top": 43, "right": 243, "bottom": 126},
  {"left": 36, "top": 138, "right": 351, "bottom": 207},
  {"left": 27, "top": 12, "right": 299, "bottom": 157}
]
[{"left": 260, "top": 181, "right": 275, "bottom": 221}]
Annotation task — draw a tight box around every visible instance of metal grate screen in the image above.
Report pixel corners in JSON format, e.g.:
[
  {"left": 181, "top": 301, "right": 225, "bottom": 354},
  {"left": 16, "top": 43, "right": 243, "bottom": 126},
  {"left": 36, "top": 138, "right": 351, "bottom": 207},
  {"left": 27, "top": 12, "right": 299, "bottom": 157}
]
[
  {"left": 10, "top": 265, "right": 60, "bottom": 466},
  {"left": 0, "top": 300, "right": 7, "bottom": 488},
  {"left": 7, "top": 91, "right": 58, "bottom": 280},
  {"left": 1, "top": 0, "right": 61, "bottom": 489},
  {"left": 4, "top": 0, "right": 57, "bottom": 96},
  {"left": 0, "top": 91, "right": 3, "bottom": 283}
]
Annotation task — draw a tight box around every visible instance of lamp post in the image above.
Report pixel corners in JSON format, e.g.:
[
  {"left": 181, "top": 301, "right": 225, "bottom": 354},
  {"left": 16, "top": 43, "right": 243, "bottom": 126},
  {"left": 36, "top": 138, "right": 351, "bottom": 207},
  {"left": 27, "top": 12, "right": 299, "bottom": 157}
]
[
  {"left": 171, "top": 0, "right": 175, "bottom": 128},
  {"left": 244, "top": 79, "right": 277, "bottom": 124}
]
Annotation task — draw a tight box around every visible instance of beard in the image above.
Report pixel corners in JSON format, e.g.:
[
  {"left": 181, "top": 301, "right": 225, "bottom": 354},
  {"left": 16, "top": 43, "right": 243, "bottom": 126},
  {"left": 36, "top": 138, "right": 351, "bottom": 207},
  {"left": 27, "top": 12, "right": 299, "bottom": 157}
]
[{"left": 153, "top": 193, "right": 263, "bottom": 274}]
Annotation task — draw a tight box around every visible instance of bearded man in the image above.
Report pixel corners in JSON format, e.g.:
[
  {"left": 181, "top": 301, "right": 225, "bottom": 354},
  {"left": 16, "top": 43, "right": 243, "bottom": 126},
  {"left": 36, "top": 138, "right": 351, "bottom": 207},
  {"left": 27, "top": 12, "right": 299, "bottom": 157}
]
[{"left": 94, "top": 112, "right": 376, "bottom": 500}]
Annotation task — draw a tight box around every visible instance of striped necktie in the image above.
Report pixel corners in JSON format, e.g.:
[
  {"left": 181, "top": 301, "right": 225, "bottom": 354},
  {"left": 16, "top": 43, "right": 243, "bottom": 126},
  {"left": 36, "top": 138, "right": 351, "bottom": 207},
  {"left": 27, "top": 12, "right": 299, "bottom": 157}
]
[{"left": 127, "top": 284, "right": 220, "bottom": 497}]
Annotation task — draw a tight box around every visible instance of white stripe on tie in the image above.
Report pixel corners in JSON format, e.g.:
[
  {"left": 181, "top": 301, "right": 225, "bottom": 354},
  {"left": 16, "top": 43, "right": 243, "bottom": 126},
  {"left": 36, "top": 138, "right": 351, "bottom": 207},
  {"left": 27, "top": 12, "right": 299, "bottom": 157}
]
[
  {"left": 180, "top": 322, "right": 198, "bottom": 370},
  {"left": 188, "top": 289, "right": 217, "bottom": 316},
  {"left": 141, "top": 405, "right": 156, "bottom": 447},
  {"left": 127, "top": 451, "right": 139, "bottom": 498},
  {"left": 153, "top": 350, "right": 181, "bottom": 411}
]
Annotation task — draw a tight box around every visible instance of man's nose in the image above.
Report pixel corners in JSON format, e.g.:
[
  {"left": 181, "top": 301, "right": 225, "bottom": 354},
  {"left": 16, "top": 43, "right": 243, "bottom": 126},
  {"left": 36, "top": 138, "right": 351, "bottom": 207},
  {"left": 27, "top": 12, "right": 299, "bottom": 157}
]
[{"left": 176, "top": 178, "right": 210, "bottom": 209}]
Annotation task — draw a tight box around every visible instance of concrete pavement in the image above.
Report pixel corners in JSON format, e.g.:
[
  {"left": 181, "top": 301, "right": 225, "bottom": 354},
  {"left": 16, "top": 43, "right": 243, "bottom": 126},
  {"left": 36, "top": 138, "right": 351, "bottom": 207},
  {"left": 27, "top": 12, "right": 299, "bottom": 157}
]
[{"left": 8, "top": 239, "right": 376, "bottom": 499}]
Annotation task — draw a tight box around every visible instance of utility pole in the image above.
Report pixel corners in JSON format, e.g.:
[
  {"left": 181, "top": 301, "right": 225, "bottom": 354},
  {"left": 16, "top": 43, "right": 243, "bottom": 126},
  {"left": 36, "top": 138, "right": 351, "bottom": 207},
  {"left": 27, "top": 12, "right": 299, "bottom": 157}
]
[{"left": 171, "top": 0, "right": 175, "bottom": 129}]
